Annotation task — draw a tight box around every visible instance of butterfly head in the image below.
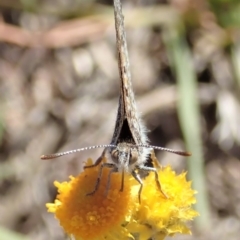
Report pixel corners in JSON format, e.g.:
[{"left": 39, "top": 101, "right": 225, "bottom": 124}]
[{"left": 110, "top": 142, "right": 147, "bottom": 171}]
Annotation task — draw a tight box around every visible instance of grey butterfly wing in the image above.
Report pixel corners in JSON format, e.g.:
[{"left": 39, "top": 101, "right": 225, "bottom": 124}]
[{"left": 113, "top": 0, "right": 148, "bottom": 147}]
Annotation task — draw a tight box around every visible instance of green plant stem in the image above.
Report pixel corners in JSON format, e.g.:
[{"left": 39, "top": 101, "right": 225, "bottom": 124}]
[
  {"left": 231, "top": 42, "right": 240, "bottom": 89},
  {"left": 162, "top": 24, "right": 210, "bottom": 232},
  {"left": 0, "top": 226, "right": 29, "bottom": 240}
]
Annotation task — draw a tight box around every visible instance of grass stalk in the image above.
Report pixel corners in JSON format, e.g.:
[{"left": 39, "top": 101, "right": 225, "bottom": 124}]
[{"left": 162, "top": 24, "right": 211, "bottom": 232}]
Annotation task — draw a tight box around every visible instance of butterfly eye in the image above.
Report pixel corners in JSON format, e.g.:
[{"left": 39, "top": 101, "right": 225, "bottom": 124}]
[
  {"left": 129, "top": 149, "right": 138, "bottom": 164},
  {"left": 111, "top": 149, "right": 119, "bottom": 160}
]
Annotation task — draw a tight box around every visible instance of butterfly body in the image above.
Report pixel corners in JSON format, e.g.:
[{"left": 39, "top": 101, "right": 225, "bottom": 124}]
[{"left": 109, "top": 0, "right": 150, "bottom": 172}]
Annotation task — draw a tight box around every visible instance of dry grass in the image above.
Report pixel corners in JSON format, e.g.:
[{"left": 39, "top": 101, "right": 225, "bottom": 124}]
[{"left": 0, "top": 0, "right": 240, "bottom": 239}]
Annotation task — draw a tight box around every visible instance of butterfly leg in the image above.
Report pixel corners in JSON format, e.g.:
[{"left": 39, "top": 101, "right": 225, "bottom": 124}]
[
  {"left": 84, "top": 148, "right": 107, "bottom": 169},
  {"left": 131, "top": 170, "right": 143, "bottom": 203},
  {"left": 86, "top": 162, "right": 115, "bottom": 196},
  {"left": 120, "top": 169, "right": 124, "bottom": 192},
  {"left": 105, "top": 165, "right": 118, "bottom": 196},
  {"left": 137, "top": 165, "right": 168, "bottom": 198}
]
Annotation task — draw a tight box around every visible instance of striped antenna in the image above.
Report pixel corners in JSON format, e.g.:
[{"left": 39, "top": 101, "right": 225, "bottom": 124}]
[
  {"left": 41, "top": 143, "right": 191, "bottom": 160},
  {"left": 41, "top": 144, "right": 116, "bottom": 160},
  {"left": 136, "top": 144, "right": 191, "bottom": 157}
]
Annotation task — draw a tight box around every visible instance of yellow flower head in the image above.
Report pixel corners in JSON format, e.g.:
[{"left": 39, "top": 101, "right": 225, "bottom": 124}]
[
  {"left": 46, "top": 156, "right": 198, "bottom": 240},
  {"left": 128, "top": 167, "right": 198, "bottom": 239},
  {"left": 47, "top": 158, "right": 135, "bottom": 240}
]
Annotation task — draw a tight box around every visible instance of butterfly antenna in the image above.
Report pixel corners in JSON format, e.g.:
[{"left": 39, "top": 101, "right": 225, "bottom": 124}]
[
  {"left": 41, "top": 144, "right": 116, "bottom": 160},
  {"left": 137, "top": 144, "right": 191, "bottom": 157}
]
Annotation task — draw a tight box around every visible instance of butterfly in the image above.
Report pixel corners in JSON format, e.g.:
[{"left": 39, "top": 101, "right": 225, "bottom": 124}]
[{"left": 41, "top": 0, "right": 190, "bottom": 202}]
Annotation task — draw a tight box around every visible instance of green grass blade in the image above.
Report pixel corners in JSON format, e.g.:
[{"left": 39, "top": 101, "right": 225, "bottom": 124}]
[
  {"left": 231, "top": 43, "right": 240, "bottom": 88},
  {"left": 162, "top": 24, "right": 211, "bottom": 232},
  {"left": 0, "top": 226, "right": 29, "bottom": 240}
]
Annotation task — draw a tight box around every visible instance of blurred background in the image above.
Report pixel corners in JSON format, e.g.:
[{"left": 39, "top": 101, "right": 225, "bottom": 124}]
[{"left": 0, "top": 0, "right": 240, "bottom": 239}]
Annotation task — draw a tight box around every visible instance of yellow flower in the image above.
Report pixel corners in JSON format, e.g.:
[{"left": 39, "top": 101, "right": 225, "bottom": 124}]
[
  {"left": 126, "top": 154, "right": 198, "bottom": 240},
  {"left": 46, "top": 156, "right": 198, "bottom": 240},
  {"left": 47, "top": 158, "right": 136, "bottom": 240}
]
